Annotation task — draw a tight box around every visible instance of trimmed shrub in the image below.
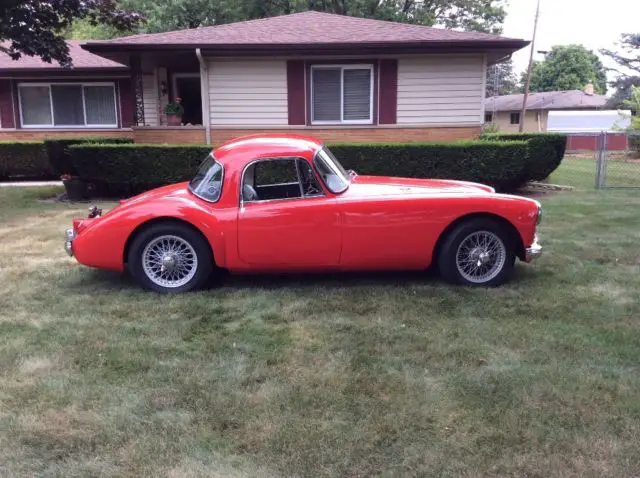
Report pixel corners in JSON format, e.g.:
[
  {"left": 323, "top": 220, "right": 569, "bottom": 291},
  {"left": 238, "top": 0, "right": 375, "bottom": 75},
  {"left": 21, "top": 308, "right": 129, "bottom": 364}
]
[
  {"left": 330, "top": 141, "right": 530, "bottom": 190},
  {"left": 70, "top": 141, "right": 531, "bottom": 197},
  {"left": 0, "top": 141, "right": 53, "bottom": 180},
  {"left": 45, "top": 137, "right": 133, "bottom": 176},
  {"left": 70, "top": 144, "right": 211, "bottom": 196},
  {"left": 482, "top": 132, "right": 567, "bottom": 181}
]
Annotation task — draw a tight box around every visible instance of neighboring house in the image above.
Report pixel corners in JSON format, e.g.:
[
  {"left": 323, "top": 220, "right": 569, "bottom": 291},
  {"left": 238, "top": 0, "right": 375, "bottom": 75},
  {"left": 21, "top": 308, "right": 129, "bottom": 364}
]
[
  {"left": 484, "top": 87, "right": 608, "bottom": 133},
  {"left": 1, "top": 12, "right": 528, "bottom": 145}
]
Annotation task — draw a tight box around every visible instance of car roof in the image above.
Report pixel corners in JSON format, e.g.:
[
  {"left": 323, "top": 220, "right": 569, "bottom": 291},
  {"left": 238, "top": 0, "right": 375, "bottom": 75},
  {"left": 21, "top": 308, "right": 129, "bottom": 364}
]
[{"left": 213, "top": 133, "right": 324, "bottom": 166}]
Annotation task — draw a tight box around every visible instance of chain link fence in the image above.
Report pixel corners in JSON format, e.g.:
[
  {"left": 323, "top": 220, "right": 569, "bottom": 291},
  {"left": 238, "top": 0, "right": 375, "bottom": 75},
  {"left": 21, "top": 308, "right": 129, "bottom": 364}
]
[{"left": 549, "top": 131, "right": 640, "bottom": 190}]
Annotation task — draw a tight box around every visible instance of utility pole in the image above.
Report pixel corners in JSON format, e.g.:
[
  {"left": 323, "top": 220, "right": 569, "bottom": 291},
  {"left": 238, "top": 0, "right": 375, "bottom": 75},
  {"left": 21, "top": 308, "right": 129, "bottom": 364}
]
[{"left": 519, "top": 0, "right": 541, "bottom": 133}]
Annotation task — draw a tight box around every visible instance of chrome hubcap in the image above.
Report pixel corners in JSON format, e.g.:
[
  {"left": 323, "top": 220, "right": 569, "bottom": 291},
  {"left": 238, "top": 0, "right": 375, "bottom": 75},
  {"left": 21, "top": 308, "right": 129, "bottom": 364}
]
[
  {"left": 142, "top": 235, "right": 198, "bottom": 288},
  {"left": 456, "top": 231, "right": 507, "bottom": 284}
]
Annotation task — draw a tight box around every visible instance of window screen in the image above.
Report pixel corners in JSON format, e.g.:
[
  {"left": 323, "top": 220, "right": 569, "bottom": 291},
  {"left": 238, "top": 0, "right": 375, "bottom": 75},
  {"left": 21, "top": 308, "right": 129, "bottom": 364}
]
[
  {"left": 51, "top": 85, "right": 84, "bottom": 125},
  {"left": 312, "top": 66, "right": 372, "bottom": 123},
  {"left": 84, "top": 85, "right": 117, "bottom": 125},
  {"left": 19, "top": 86, "right": 52, "bottom": 126}
]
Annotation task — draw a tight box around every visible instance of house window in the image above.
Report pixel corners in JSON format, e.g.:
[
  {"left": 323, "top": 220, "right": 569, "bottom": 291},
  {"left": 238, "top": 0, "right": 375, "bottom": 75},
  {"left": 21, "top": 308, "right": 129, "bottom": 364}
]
[
  {"left": 510, "top": 112, "right": 521, "bottom": 125},
  {"left": 484, "top": 112, "right": 493, "bottom": 123},
  {"left": 18, "top": 83, "right": 118, "bottom": 128},
  {"left": 311, "top": 65, "right": 373, "bottom": 124}
]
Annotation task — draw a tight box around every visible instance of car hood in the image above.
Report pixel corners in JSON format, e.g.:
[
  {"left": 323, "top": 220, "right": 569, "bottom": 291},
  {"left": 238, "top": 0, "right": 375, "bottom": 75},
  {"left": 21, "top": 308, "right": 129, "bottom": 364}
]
[{"left": 343, "top": 176, "right": 495, "bottom": 198}]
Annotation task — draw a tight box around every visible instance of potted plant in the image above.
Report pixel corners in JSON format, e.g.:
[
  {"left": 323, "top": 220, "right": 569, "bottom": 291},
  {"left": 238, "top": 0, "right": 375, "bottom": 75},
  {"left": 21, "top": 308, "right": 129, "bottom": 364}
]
[
  {"left": 61, "top": 174, "right": 89, "bottom": 201},
  {"left": 165, "top": 97, "right": 184, "bottom": 126}
]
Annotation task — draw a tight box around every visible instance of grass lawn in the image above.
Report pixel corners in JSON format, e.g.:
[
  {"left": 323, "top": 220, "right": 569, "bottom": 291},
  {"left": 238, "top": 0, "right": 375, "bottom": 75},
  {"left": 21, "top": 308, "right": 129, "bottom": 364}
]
[
  {"left": 2, "top": 184, "right": 640, "bottom": 477},
  {"left": 550, "top": 154, "right": 640, "bottom": 190}
]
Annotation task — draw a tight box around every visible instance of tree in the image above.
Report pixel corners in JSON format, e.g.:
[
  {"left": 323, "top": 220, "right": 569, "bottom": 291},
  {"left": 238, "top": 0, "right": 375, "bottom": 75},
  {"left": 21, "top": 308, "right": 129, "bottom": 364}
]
[
  {"left": 601, "top": 33, "right": 640, "bottom": 108},
  {"left": 522, "top": 45, "right": 608, "bottom": 94},
  {"left": 117, "top": 0, "right": 507, "bottom": 35},
  {"left": 0, "top": 0, "right": 143, "bottom": 67},
  {"left": 486, "top": 58, "right": 518, "bottom": 97}
]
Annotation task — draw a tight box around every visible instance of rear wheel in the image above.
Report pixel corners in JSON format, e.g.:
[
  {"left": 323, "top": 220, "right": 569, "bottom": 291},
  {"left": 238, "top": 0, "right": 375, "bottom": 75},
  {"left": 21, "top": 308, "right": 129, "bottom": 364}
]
[
  {"left": 128, "top": 223, "right": 214, "bottom": 293},
  {"left": 438, "top": 218, "right": 516, "bottom": 287}
]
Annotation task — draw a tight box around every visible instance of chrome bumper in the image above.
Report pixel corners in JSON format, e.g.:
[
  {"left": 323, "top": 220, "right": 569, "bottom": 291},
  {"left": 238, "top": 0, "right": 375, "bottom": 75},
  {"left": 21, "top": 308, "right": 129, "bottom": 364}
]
[
  {"left": 526, "top": 235, "right": 542, "bottom": 261},
  {"left": 64, "top": 228, "right": 76, "bottom": 257}
]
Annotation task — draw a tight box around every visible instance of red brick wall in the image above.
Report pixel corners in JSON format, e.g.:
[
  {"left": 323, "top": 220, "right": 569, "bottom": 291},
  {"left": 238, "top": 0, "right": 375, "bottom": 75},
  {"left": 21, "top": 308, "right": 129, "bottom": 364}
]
[
  {"left": 0, "top": 130, "right": 133, "bottom": 141},
  {"left": 210, "top": 126, "right": 481, "bottom": 146},
  {"left": 133, "top": 127, "right": 206, "bottom": 144},
  {"left": 566, "top": 134, "right": 629, "bottom": 152}
]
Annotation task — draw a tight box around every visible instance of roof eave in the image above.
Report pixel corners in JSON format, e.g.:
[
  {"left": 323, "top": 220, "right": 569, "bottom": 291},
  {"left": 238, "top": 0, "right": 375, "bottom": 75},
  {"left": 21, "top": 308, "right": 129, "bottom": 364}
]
[
  {"left": 82, "top": 40, "right": 530, "bottom": 56},
  {"left": 0, "top": 66, "right": 129, "bottom": 76}
]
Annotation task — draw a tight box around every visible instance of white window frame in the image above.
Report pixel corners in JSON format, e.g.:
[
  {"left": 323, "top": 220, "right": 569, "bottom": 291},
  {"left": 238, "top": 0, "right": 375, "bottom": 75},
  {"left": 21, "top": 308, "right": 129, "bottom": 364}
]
[
  {"left": 17, "top": 82, "right": 119, "bottom": 129},
  {"left": 310, "top": 64, "right": 374, "bottom": 125}
]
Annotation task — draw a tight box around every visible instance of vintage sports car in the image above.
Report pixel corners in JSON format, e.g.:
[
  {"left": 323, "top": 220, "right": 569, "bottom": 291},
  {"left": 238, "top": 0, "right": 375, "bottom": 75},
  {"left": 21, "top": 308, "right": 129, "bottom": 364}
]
[{"left": 64, "top": 134, "right": 542, "bottom": 293}]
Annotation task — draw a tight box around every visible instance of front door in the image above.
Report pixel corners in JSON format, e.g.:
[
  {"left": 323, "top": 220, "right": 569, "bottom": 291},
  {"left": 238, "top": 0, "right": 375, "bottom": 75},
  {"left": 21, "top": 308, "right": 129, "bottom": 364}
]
[
  {"left": 173, "top": 76, "right": 202, "bottom": 125},
  {"left": 237, "top": 157, "right": 341, "bottom": 269}
]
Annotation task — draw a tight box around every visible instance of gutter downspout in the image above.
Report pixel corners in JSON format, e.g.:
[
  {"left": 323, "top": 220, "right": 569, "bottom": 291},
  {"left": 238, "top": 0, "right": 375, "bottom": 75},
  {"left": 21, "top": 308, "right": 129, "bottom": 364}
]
[{"left": 196, "top": 48, "right": 211, "bottom": 145}]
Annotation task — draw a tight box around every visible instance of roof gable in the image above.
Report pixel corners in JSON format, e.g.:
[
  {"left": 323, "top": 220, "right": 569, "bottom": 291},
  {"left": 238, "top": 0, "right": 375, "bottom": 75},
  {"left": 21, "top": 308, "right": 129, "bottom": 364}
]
[{"left": 84, "top": 11, "right": 527, "bottom": 48}]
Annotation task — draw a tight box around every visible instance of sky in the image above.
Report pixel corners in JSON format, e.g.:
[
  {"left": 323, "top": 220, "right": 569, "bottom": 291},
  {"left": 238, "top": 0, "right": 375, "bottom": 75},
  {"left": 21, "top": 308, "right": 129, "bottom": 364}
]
[{"left": 503, "top": 0, "right": 639, "bottom": 78}]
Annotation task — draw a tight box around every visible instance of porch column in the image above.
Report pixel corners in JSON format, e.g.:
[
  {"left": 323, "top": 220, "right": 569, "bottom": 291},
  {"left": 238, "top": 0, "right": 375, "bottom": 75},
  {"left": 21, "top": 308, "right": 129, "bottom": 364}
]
[{"left": 130, "top": 55, "right": 145, "bottom": 126}]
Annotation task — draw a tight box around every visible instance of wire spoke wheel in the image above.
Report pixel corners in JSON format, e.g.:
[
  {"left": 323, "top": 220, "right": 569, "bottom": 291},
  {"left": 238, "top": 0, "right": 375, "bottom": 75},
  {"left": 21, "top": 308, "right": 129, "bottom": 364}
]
[
  {"left": 455, "top": 230, "right": 507, "bottom": 284},
  {"left": 141, "top": 235, "right": 198, "bottom": 288}
]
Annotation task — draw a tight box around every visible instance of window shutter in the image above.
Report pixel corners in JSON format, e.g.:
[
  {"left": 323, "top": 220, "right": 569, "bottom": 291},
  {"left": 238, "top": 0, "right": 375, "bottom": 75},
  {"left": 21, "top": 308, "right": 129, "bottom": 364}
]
[
  {"left": 378, "top": 59, "right": 397, "bottom": 124},
  {"left": 118, "top": 79, "right": 134, "bottom": 128},
  {"left": 312, "top": 68, "right": 341, "bottom": 122},
  {"left": 343, "top": 69, "right": 371, "bottom": 121},
  {"left": 0, "top": 80, "right": 15, "bottom": 128},
  {"left": 286, "top": 60, "right": 306, "bottom": 125}
]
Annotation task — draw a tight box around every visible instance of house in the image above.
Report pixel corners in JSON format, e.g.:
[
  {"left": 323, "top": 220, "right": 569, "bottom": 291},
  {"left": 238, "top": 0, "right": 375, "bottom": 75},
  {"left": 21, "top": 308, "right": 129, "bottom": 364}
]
[
  {"left": 1, "top": 12, "right": 529, "bottom": 145},
  {"left": 484, "top": 86, "right": 608, "bottom": 133}
]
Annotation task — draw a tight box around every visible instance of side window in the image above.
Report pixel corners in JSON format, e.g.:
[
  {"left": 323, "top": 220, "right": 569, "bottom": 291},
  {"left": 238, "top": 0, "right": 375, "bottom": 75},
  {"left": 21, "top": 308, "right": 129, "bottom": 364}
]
[{"left": 242, "top": 158, "right": 324, "bottom": 202}]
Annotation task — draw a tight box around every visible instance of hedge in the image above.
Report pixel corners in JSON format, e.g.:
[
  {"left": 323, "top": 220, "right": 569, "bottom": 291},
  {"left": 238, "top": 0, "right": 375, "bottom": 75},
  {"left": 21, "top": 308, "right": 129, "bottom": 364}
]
[
  {"left": 481, "top": 133, "right": 567, "bottom": 181},
  {"left": 71, "top": 144, "right": 211, "bottom": 195},
  {"left": 44, "top": 137, "right": 134, "bottom": 176},
  {"left": 0, "top": 141, "right": 54, "bottom": 180},
  {"left": 70, "top": 141, "right": 533, "bottom": 196}
]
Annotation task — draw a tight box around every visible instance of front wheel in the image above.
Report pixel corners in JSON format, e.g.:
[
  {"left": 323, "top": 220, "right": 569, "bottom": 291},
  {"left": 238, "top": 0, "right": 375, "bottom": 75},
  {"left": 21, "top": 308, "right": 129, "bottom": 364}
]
[
  {"left": 437, "top": 219, "right": 516, "bottom": 287},
  {"left": 128, "top": 223, "right": 214, "bottom": 293}
]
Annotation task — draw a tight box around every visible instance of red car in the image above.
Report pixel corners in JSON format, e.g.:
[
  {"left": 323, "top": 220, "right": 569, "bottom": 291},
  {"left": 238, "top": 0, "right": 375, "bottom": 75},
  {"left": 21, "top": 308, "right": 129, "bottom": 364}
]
[{"left": 64, "top": 134, "right": 542, "bottom": 293}]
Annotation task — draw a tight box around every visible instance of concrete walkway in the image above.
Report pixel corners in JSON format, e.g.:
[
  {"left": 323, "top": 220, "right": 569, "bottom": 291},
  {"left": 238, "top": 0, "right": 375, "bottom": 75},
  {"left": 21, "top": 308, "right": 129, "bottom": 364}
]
[{"left": 0, "top": 181, "right": 63, "bottom": 187}]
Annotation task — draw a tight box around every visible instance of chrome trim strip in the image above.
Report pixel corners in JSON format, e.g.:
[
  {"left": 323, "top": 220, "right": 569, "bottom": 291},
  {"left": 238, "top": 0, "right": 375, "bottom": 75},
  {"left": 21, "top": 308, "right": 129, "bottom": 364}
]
[{"left": 526, "top": 235, "right": 542, "bottom": 261}]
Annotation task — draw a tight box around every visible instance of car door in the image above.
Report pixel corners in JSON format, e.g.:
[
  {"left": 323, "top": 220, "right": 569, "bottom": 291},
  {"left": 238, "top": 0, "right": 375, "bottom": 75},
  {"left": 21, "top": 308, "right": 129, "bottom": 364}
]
[{"left": 237, "top": 157, "right": 342, "bottom": 269}]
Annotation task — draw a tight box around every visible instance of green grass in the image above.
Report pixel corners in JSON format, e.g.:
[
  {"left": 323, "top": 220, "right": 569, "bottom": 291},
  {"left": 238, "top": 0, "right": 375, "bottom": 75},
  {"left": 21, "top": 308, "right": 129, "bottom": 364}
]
[
  {"left": 2, "top": 186, "right": 640, "bottom": 476},
  {"left": 550, "top": 155, "right": 640, "bottom": 190}
]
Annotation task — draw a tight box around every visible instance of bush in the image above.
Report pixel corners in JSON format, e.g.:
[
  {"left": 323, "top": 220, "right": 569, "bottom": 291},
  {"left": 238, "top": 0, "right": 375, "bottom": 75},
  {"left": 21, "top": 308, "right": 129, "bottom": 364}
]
[
  {"left": 482, "top": 132, "right": 567, "bottom": 181},
  {"left": 0, "top": 142, "right": 53, "bottom": 180},
  {"left": 45, "top": 137, "right": 133, "bottom": 177},
  {"left": 70, "top": 144, "right": 211, "bottom": 196},
  {"left": 71, "top": 141, "right": 531, "bottom": 196},
  {"left": 331, "top": 141, "right": 531, "bottom": 191}
]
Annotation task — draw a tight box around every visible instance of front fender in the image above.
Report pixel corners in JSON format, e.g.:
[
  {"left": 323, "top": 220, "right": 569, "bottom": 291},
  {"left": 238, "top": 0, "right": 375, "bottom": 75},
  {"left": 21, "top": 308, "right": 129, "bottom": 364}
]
[{"left": 73, "top": 195, "right": 227, "bottom": 272}]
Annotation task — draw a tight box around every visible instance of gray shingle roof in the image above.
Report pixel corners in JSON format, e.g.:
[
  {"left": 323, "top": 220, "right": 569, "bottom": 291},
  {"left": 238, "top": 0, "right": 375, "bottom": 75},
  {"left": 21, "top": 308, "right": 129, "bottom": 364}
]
[
  {"left": 485, "top": 90, "right": 608, "bottom": 112},
  {"left": 0, "top": 41, "right": 127, "bottom": 70}
]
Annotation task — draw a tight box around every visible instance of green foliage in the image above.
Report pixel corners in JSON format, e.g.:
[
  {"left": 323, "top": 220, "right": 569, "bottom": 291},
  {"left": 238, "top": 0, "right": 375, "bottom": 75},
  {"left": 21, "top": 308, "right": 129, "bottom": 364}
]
[
  {"left": 0, "top": 141, "right": 54, "bottom": 180},
  {"left": 482, "top": 133, "right": 567, "bottom": 181},
  {"left": 69, "top": 141, "right": 536, "bottom": 196},
  {"left": 523, "top": 45, "right": 608, "bottom": 94},
  {"left": 486, "top": 59, "right": 518, "bottom": 97},
  {"left": 331, "top": 141, "right": 531, "bottom": 191},
  {"left": 45, "top": 137, "right": 134, "bottom": 177},
  {"left": 0, "top": 0, "right": 142, "bottom": 66},
  {"left": 70, "top": 144, "right": 211, "bottom": 195},
  {"left": 117, "top": 0, "right": 506, "bottom": 36},
  {"left": 601, "top": 33, "right": 640, "bottom": 108},
  {"left": 164, "top": 101, "right": 185, "bottom": 116}
]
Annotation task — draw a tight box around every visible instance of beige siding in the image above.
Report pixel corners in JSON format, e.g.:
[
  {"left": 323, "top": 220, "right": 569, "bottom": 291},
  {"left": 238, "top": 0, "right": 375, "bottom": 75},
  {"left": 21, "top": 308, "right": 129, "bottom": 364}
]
[
  {"left": 208, "top": 60, "right": 288, "bottom": 126},
  {"left": 142, "top": 73, "right": 159, "bottom": 126},
  {"left": 490, "top": 110, "right": 548, "bottom": 133},
  {"left": 397, "top": 56, "right": 484, "bottom": 125}
]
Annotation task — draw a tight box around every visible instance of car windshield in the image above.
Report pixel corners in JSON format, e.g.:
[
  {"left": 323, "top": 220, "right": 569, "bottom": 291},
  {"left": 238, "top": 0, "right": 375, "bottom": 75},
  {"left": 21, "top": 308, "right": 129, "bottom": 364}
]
[
  {"left": 189, "top": 154, "right": 224, "bottom": 202},
  {"left": 314, "top": 147, "right": 350, "bottom": 194}
]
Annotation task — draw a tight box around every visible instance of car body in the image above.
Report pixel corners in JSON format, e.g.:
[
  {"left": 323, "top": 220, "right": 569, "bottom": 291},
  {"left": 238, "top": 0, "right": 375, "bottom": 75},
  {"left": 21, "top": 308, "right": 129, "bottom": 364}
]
[{"left": 65, "top": 134, "right": 542, "bottom": 292}]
